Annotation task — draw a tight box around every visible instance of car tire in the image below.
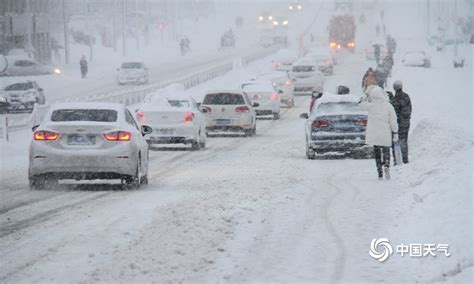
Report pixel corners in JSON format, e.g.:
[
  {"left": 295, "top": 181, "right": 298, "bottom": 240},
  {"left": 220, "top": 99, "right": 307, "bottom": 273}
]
[
  {"left": 273, "top": 113, "right": 280, "bottom": 120},
  {"left": 306, "top": 144, "right": 315, "bottom": 160},
  {"left": 125, "top": 161, "right": 141, "bottom": 189},
  {"left": 191, "top": 140, "right": 200, "bottom": 151},
  {"left": 29, "top": 176, "right": 45, "bottom": 190}
]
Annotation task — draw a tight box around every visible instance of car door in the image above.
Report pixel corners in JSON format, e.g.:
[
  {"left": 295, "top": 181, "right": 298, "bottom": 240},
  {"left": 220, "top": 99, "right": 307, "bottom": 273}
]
[
  {"left": 243, "top": 93, "right": 256, "bottom": 126},
  {"left": 125, "top": 109, "right": 148, "bottom": 170}
]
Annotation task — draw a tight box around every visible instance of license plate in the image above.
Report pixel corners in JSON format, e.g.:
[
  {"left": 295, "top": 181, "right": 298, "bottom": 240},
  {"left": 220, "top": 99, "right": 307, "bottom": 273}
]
[
  {"left": 334, "top": 121, "right": 354, "bottom": 128},
  {"left": 158, "top": 128, "right": 175, "bottom": 136},
  {"left": 215, "top": 119, "right": 230, "bottom": 125},
  {"left": 67, "top": 134, "right": 96, "bottom": 145}
]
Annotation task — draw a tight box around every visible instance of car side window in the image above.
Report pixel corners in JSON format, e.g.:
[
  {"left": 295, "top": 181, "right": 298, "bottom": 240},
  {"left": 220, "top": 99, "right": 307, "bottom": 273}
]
[
  {"left": 14, "top": 60, "right": 35, "bottom": 67},
  {"left": 125, "top": 110, "right": 140, "bottom": 130}
]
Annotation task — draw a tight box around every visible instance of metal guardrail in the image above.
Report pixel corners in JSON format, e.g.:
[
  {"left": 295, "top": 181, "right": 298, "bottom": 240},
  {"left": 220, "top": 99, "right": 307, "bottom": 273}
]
[{"left": 4, "top": 46, "right": 278, "bottom": 135}]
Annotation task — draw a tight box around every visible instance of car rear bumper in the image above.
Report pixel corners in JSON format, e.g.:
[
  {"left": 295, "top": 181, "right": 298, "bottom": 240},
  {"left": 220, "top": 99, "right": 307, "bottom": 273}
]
[
  {"left": 29, "top": 146, "right": 136, "bottom": 177},
  {"left": 205, "top": 116, "right": 253, "bottom": 131},
  {"left": 309, "top": 133, "right": 369, "bottom": 152}
]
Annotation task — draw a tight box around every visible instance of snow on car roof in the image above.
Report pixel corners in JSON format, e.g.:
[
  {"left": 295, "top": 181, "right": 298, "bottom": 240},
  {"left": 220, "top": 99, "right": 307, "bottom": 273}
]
[
  {"left": 317, "top": 93, "right": 361, "bottom": 105},
  {"left": 49, "top": 102, "right": 125, "bottom": 111},
  {"left": 205, "top": 89, "right": 244, "bottom": 95},
  {"left": 292, "top": 58, "right": 317, "bottom": 66}
]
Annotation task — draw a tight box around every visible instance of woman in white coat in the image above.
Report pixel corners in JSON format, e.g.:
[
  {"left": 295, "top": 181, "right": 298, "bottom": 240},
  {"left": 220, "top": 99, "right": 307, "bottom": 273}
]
[{"left": 359, "top": 85, "right": 399, "bottom": 179}]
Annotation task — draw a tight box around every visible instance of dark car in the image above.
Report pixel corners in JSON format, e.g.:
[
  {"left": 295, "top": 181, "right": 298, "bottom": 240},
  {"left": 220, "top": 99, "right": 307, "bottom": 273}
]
[{"left": 301, "top": 94, "right": 373, "bottom": 159}]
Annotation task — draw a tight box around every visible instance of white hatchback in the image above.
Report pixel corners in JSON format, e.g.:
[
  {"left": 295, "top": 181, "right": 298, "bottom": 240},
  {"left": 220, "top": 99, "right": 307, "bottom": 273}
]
[
  {"left": 137, "top": 94, "right": 207, "bottom": 150},
  {"left": 28, "top": 103, "right": 152, "bottom": 189},
  {"left": 200, "top": 90, "right": 258, "bottom": 136}
]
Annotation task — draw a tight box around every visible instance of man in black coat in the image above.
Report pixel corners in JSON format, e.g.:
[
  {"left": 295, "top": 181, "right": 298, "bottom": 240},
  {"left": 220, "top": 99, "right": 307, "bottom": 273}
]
[{"left": 390, "top": 80, "right": 412, "bottom": 163}]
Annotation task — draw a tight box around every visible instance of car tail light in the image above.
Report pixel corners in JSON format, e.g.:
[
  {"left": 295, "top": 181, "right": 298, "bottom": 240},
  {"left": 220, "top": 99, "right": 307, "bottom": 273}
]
[
  {"left": 312, "top": 119, "right": 329, "bottom": 128},
  {"left": 271, "top": 93, "right": 279, "bottom": 100},
  {"left": 329, "top": 42, "right": 337, "bottom": 48},
  {"left": 104, "top": 131, "right": 131, "bottom": 141},
  {"left": 324, "top": 60, "right": 332, "bottom": 65},
  {"left": 235, "top": 106, "right": 250, "bottom": 113},
  {"left": 136, "top": 111, "right": 146, "bottom": 123},
  {"left": 34, "top": 131, "right": 59, "bottom": 141},
  {"left": 184, "top": 112, "right": 194, "bottom": 123},
  {"left": 347, "top": 42, "right": 355, "bottom": 48},
  {"left": 358, "top": 119, "right": 368, "bottom": 126}
]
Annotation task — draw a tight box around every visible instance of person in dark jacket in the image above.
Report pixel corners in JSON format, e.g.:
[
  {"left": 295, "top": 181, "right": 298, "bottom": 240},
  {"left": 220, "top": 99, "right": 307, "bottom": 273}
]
[
  {"left": 80, "top": 55, "right": 88, "bottom": 79},
  {"left": 390, "top": 80, "right": 412, "bottom": 164},
  {"left": 374, "top": 44, "right": 381, "bottom": 65},
  {"left": 374, "top": 66, "right": 388, "bottom": 88}
]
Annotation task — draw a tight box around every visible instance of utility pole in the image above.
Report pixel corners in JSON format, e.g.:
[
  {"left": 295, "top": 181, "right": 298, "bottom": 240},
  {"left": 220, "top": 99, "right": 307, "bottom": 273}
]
[
  {"left": 86, "top": 0, "right": 93, "bottom": 62},
  {"left": 453, "top": 0, "right": 458, "bottom": 57},
  {"left": 25, "top": 0, "right": 32, "bottom": 58},
  {"left": 113, "top": 0, "right": 117, "bottom": 52},
  {"left": 122, "top": 0, "right": 127, "bottom": 57},
  {"left": 62, "top": 0, "right": 70, "bottom": 64},
  {"left": 135, "top": 0, "right": 139, "bottom": 50}
]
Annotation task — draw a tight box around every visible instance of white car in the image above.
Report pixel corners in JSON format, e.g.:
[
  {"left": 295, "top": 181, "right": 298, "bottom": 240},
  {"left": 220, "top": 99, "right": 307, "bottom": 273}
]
[
  {"left": 255, "top": 71, "right": 295, "bottom": 107},
  {"left": 305, "top": 53, "right": 334, "bottom": 75},
  {"left": 289, "top": 59, "right": 325, "bottom": 95},
  {"left": 300, "top": 93, "right": 372, "bottom": 159},
  {"left": 0, "top": 81, "right": 46, "bottom": 111},
  {"left": 200, "top": 90, "right": 258, "bottom": 136},
  {"left": 240, "top": 81, "right": 281, "bottom": 119},
  {"left": 137, "top": 94, "right": 207, "bottom": 150},
  {"left": 401, "top": 51, "right": 431, "bottom": 68},
  {"left": 28, "top": 103, "right": 152, "bottom": 189},
  {"left": 271, "top": 49, "right": 298, "bottom": 71},
  {"left": 2, "top": 56, "right": 61, "bottom": 76},
  {"left": 117, "top": 62, "right": 149, "bottom": 85}
]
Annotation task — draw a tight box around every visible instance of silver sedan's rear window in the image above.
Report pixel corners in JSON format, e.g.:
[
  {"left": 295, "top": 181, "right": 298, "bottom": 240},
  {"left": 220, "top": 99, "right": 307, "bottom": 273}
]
[
  {"left": 51, "top": 109, "right": 117, "bottom": 122},
  {"left": 203, "top": 93, "right": 244, "bottom": 105}
]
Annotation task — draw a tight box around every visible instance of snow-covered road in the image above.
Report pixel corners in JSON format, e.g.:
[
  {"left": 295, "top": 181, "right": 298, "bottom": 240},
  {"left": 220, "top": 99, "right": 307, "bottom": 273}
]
[{"left": 1, "top": 38, "right": 472, "bottom": 282}]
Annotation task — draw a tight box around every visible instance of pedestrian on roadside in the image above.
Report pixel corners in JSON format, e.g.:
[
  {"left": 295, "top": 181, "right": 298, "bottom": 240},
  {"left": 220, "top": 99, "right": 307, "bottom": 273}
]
[
  {"left": 80, "top": 55, "right": 88, "bottom": 79},
  {"left": 374, "top": 44, "right": 381, "bottom": 65},
  {"left": 389, "top": 80, "right": 412, "bottom": 164},
  {"left": 359, "top": 85, "right": 399, "bottom": 179},
  {"left": 309, "top": 87, "right": 323, "bottom": 113},
  {"left": 362, "top": 67, "right": 377, "bottom": 91}
]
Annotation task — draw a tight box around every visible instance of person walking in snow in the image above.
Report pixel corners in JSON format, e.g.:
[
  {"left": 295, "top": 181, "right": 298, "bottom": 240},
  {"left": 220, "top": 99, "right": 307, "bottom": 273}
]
[
  {"left": 80, "top": 55, "right": 88, "bottom": 79},
  {"left": 362, "top": 67, "right": 377, "bottom": 91},
  {"left": 374, "top": 44, "right": 381, "bottom": 65},
  {"left": 389, "top": 80, "right": 412, "bottom": 164},
  {"left": 309, "top": 87, "right": 323, "bottom": 113},
  {"left": 359, "top": 85, "right": 399, "bottom": 179}
]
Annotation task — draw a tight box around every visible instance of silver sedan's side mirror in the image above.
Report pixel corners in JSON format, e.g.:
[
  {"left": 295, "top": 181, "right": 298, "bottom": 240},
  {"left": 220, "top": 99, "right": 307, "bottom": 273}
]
[
  {"left": 141, "top": 125, "right": 152, "bottom": 136},
  {"left": 300, "top": 113, "right": 309, "bottom": 119}
]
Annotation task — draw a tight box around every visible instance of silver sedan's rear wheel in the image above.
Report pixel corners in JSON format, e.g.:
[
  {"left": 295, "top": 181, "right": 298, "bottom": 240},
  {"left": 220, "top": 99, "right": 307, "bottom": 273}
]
[{"left": 29, "top": 176, "right": 45, "bottom": 190}]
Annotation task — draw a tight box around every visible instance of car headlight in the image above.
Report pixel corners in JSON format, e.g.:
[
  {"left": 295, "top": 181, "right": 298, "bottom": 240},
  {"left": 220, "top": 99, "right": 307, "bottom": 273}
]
[
  {"left": 54, "top": 68, "right": 61, "bottom": 74},
  {"left": 258, "top": 16, "right": 263, "bottom": 21},
  {"left": 268, "top": 16, "right": 273, "bottom": 20},
  {"left": 289, "top": 5, "right": 293, "bottom": 10},
  {"left": 283, "top": 20, "right": 288, "bottom": 25},
  {"left": 0, "top": 97, "right": 6, "bottom": 103},
  {"left": 273, "top": 21, "right": 279, "bottom": 25}
]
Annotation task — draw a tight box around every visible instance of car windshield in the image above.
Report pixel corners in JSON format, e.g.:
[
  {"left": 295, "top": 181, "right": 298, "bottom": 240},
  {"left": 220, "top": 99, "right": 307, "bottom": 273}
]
[
  {"left": 4, "top": 82, "right": 34, "bottom": 91},
  {"left": 121, "top": 62, "right": 143, "bottom": 69},
  {"left": 203, "top": 93, "right": 244, "bottom": 105},
  {"left": 14, "top": 60, "right": 36, "bottom": 67},
  {"left": 51, "top": 109, "right": 118, "bottom": 122},
  {"left": 292, "top": 65, "right": 315, "bottom": 72},
  {"left": 317, "top": 102, "right": 362, "bottom": 114}
]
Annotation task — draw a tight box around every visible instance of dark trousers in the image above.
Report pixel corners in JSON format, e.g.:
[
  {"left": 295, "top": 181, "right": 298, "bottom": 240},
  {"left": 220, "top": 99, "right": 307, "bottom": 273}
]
[
  {"left": 374, "top": 146, "right": 390, "bottom": 175},
  {"left": 397, "top": 131, "right": 409, "bottom": 163}
]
